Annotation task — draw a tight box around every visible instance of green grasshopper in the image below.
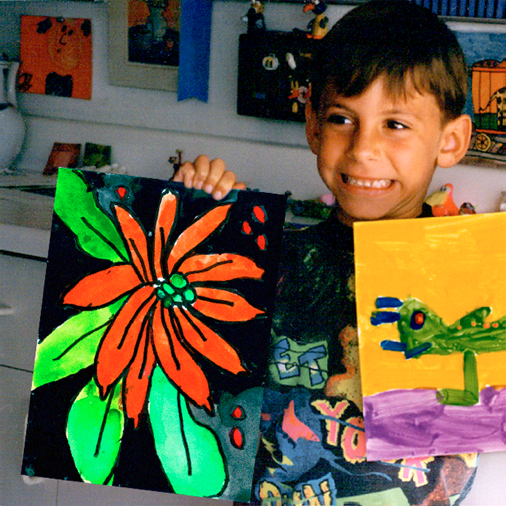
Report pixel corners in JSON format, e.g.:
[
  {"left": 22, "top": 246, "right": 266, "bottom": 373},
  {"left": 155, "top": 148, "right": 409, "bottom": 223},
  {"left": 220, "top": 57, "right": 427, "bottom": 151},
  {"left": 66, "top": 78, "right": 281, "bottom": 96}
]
[{"left": 371, "top": 297, "right": 506, "bottom": 406}]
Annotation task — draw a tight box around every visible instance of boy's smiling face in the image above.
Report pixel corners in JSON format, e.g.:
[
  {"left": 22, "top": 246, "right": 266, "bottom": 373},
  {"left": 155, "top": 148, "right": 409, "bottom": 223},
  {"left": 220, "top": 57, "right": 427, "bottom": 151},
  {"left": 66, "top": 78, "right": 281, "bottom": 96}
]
[{"left": 306, "top": 77, "right": 470, "bottom": 226}]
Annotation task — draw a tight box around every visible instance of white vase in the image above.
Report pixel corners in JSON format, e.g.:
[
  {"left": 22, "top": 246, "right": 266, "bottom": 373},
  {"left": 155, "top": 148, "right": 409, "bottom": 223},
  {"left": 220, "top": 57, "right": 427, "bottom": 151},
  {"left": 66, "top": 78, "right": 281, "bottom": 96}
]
[{"left": 0, "top": 61, "right": 26, "bottom": 172}]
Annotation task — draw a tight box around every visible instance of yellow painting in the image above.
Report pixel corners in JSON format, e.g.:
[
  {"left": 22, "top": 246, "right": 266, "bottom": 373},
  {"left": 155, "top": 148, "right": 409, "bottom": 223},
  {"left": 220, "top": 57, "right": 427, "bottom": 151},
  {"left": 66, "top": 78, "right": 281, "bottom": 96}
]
[{"left": 354, "top": 213, "right": 506, "bottom": 461}]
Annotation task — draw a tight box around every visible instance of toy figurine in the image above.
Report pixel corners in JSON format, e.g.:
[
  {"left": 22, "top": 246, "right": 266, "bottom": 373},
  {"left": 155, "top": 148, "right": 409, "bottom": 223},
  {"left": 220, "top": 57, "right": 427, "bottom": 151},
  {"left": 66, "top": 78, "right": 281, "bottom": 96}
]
[
  {"left": 243, "top": 1, "right": 266, "bottom": 34},
  {"left": 169, "top": 149, "right": 183, "bottom": 175},
  {"left": 459, "top": 202, "right": 477, "bottom": 215},
  {"left": 425, "top": 183, "right": 459, "bottom": 216},
  {"left": 303, "top": 0, "right": 329, "bottom": 39},
  {"left": 288, "top": 80, "right": 310, "bottom": 114}
]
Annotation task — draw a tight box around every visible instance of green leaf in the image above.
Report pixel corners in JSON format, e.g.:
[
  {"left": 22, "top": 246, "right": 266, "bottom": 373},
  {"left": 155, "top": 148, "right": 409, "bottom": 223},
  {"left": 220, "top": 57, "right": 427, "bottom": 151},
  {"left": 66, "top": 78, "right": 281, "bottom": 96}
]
[
  {"left": 67, "top": 379, "right": 124, "bottom": 484},
  {"left": 32, "top": 297, "right": 127, "bottom": 389},
  {"left": 54, "top": 169, "right": 128, "bottom": 263},
  {"left": 149, "top": 367, "right": 227, "bottom": 497}
]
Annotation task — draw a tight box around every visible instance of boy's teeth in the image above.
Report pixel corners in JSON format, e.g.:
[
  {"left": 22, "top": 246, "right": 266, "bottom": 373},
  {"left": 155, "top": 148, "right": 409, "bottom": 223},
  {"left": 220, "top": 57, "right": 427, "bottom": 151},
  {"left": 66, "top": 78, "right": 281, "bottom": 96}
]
[{"left": 345, "top": 175, "right": 391, "bottom": 189}]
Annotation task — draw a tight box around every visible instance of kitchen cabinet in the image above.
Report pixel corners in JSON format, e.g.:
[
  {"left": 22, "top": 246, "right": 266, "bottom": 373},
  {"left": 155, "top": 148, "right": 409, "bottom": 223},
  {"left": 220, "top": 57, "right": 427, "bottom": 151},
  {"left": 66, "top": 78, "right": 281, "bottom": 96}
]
[
  {"left": 0, "top": 253, "right": 46, "bottom": 371},
  {"left": 0, "top": 251, "right": 57, "bottom": 504}
]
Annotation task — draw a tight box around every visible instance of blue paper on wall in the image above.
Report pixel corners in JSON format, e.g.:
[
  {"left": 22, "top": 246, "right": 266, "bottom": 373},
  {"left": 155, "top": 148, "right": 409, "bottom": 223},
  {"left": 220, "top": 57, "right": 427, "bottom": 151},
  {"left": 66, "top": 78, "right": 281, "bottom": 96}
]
[{"left": 178, "top": 0, "right": 212, "bottom": 102}]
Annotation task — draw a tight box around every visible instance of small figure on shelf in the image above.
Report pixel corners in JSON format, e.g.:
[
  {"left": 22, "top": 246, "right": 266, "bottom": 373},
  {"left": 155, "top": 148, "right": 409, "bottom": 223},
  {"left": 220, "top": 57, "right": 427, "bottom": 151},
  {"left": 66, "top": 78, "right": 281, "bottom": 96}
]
[
  {"left": 169, "top": 149, "right": 183, "bottom": 175},
  {"left": 425, "top": 183, "right": 459, "bottom": 216},
  {"left": 243, "top": 1, "right": 266, "bottom": 35},
  {"left": 303, "top": 0, "right": 329, "bottom": 39},
  {"left": 459, "top": 202, "right": 477, "bottom": 215}
]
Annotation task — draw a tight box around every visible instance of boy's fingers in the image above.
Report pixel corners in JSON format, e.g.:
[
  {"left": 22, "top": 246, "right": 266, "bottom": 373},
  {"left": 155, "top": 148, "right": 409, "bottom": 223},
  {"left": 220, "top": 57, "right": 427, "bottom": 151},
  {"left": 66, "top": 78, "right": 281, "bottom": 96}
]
[
  {"left": 172, "top": 155, "right": 244, "bottom": 200},
  {"left": 209, "top": 171, "right": 245, "bottom": 200},
  {"left": 199, "top": 159, "right": 227, "bottom": 194},
  {"left": 173, "top": 161, "right": 197, "bottom": 188},
  {"left": 192, "top": 155, "right": 213, "bottom": 190}
]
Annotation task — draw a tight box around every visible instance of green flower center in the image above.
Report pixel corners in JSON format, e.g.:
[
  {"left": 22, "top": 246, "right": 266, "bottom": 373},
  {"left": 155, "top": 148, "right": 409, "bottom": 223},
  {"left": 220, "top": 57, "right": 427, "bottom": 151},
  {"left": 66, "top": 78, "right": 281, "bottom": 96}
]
[{"left": 155, "top": 273, "right": 197, "bottom": 308}]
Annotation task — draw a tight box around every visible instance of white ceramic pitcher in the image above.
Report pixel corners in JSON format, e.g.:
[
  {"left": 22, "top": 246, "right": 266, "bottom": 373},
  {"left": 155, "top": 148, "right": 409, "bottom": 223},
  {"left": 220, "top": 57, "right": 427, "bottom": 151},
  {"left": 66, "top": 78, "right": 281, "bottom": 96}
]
[{"left": 0, "top": 60, "right": 26, "bottom": 172}]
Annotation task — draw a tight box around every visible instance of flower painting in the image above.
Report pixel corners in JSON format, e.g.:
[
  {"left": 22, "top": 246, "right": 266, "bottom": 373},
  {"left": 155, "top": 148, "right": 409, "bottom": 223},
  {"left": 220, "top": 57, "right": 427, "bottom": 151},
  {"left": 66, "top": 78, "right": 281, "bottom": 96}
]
[{"left": 22, "top": 169, "right": 286, "bottom": 501}]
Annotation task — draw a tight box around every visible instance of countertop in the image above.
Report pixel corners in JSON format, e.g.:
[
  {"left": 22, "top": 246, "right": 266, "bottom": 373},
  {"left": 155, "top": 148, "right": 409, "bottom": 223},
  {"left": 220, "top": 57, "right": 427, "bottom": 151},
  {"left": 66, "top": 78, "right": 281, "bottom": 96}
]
[{"left": 0, "top": 173, "right": 56, "bottom": 258}]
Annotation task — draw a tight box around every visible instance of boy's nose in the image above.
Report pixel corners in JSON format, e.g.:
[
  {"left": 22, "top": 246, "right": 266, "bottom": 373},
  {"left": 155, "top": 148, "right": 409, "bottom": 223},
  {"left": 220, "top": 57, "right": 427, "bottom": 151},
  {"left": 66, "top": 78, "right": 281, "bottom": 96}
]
[{"left": 348, "top": 126, "right": 381, "bottom": 162}]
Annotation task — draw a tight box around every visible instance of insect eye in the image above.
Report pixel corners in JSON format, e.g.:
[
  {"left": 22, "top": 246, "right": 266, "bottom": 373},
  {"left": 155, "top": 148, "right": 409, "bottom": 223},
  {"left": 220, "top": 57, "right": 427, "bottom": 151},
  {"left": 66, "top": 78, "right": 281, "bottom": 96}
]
[{"left": 410, "top": 311, "right": 425, "bottom": 330}]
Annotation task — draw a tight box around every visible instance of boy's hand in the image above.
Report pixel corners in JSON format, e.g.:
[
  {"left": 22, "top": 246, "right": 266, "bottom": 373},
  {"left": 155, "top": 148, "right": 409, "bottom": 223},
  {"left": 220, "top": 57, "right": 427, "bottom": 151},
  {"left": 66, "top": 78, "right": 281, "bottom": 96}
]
[{"left": 173, "top": 155, "right": 246, "bottom": 200}]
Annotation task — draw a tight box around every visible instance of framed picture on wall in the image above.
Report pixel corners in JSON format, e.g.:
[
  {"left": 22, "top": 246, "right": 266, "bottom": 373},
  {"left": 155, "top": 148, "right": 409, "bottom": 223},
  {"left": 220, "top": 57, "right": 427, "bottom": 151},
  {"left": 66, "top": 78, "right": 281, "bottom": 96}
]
[
  {"left": 456, "top": 30, "right": 506, "bottom": 165},
  {"left": 108, "top": 0, "right": 180, "bottom": 91}
]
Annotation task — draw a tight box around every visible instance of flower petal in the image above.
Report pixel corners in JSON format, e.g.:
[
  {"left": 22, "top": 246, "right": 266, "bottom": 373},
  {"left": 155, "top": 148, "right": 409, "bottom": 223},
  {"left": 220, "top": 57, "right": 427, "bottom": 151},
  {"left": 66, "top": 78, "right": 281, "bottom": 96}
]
[
  {"left": 63, "top": 264, "right": 141, "bottom": 308},
  {"left": 166, "top": 204, "right": 232, "bottom": 274},
  {"left": 175, "top": 307, "right": 246, "bottom": 375},
  {"left": 124, "top": 323, "right": 156, "bottom": 428},
  {"left": 179, "top": 253, "right": 264, "bottom": 283},
  {"left": 96, "top": 285, "right": 155, "bottom": 398},
  {"left": 114, "top": 205, "right": 153, "bottom": 283},
  {"left": 193, "top": 287, "right": 264, "bottom": 322},
  {"left": 151, "top": 303, "right": 212, "bottom": 411},
  {"left": 154, "top": 192, "right": 178, "bottom": 279}
]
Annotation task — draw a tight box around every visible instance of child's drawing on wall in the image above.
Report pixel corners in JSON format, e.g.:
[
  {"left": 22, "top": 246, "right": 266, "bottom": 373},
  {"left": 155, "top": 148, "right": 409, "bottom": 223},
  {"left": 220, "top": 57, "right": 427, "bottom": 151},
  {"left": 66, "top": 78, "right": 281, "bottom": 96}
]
[
  {"left": 128, "top": 0, "right": 179, "bottom": 66},
  {"left": 19, "top": 16, "right": 92, "bottom": 100}
]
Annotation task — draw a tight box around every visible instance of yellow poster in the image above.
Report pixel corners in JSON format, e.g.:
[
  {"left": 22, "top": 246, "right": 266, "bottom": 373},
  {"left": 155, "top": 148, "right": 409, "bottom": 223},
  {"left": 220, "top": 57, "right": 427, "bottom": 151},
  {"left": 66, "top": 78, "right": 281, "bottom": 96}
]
[{"left": 354, "top": 213, "right": 506, "bottom": 461}]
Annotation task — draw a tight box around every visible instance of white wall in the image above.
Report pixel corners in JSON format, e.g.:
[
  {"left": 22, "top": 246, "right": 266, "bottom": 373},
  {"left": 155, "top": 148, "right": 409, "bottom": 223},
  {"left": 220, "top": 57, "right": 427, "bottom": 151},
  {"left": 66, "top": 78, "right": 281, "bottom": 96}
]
[{"left": 1, "top": 1, "right": 505, "bottom": 209}]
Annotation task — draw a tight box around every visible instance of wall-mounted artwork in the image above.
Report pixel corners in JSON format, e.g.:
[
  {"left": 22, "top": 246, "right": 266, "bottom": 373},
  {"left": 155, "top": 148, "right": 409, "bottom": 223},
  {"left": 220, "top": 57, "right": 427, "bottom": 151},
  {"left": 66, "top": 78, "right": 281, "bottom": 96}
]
[
  {"left": 127, "top": 0, "right": 179, "bottom": 66},
  {"left": 456, "top": 31, "right": 506, "bottom": 164},
  {"left": 22, "top": 169, "right": 286, "bottom": 502},
  {"left": 19, "top": 16, "right": 92, "bottom": 100},
  {"left": 354, "top": 213, "right": 506, "bottom": 461},
  {"left": 237, "top": 31, "right": 318, "bottom": 123},
  {"left": 108, "top": 0, "right": 179, "bottom": 91},
  {"left": 82, "top": 142, "right": 112, "bottom": 169},
  {"left": 43, "top": 143, "right": 81, "bottom": 176}
]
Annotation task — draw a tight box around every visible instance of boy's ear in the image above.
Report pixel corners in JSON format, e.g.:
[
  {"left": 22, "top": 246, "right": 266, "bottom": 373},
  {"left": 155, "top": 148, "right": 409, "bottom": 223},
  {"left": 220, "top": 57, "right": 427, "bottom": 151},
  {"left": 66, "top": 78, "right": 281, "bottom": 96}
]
[
  {"left": 305, "top": 100, "right": 321, "bottom": 154},
  {"left": 437, "top": 114, "right": 473, "bottom": 168}
]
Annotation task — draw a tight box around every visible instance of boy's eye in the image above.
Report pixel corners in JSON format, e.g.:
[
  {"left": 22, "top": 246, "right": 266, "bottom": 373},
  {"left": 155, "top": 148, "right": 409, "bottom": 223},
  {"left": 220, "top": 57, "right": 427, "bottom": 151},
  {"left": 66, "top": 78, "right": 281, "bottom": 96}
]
[
  {"left": 386, "top": 120, "right": 408, "bottom": 130},
  {"left": 326, "top": 114, "right": 352, "bottom": 125}
]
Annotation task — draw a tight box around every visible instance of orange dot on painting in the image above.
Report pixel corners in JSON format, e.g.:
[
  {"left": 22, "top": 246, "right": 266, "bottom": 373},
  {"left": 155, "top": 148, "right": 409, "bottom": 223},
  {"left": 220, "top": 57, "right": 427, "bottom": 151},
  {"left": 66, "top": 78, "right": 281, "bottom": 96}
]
[
  {"left": 256, "top": 234, "right": 267, "bottom": 250},
  {"left": 414, "top": 313, "right": 424, "bottom": 326},
  {"left": 242, "top": 221, "right": 252, "bottom": 235},
  {"left": 231, "top": 405, "right": 245, "bottom": 420},
  {"left": 116, "top": 186, "right": 128, "bottom": 199},
  {"left": 493, "top": 323, "right": 499, "bottom": 328},
  {"left": 471, "top": 321, "right": 476, "bottom": 327},
  {"left": 229, "top": 427, "right": 245, "bottom": 449},
  {"left": 253, "top": 205, "right": 266, "bottom": 223},
  {"left": 483, "top": 323, "right": 490, "bottom": 329}
]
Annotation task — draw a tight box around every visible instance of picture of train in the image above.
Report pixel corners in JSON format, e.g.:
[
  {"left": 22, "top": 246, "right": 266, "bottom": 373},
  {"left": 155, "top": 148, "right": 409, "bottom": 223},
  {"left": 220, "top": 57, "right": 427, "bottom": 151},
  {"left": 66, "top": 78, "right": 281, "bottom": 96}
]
[{"left": 469, "top": 58, "right": 506, "bottom": 160}]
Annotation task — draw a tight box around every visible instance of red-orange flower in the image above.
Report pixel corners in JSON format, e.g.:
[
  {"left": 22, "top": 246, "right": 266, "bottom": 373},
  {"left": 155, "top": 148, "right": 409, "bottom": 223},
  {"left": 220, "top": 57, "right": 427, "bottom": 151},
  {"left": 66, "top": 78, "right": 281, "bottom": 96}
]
[{"left": 63, "top": 191, "right": 265, "bottom": 426}]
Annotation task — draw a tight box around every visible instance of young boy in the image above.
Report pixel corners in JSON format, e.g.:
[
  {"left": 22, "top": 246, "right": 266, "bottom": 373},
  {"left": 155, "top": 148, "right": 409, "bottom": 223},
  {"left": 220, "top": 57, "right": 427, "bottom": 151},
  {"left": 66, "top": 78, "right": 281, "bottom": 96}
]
[{"left": 174, "top": 1, "right": 476, "bottom": 504}]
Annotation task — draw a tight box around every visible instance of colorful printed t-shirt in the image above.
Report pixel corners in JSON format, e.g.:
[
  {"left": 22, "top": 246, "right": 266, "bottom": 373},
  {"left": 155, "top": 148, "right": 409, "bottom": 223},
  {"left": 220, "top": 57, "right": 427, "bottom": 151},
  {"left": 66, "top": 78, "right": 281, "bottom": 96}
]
[{"left": 252, "top": 209, "right": 477, "bottom": 506}]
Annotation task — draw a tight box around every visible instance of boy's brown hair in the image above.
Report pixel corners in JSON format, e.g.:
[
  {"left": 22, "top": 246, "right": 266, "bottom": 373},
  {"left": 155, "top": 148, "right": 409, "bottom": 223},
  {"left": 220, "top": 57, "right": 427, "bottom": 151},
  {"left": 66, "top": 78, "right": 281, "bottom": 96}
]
[{"left": 310, "top": 0, "right": 468, "bottom": 122}]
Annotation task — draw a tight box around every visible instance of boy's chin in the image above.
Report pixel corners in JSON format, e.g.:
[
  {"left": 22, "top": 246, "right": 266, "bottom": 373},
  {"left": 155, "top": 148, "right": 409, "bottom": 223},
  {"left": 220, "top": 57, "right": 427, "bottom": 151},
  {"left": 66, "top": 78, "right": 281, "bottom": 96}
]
[
  {"left": 335, "top": 204, "right": 387, "bottom": 226},
  {"left": 335, "top": 202, "right": 419, "bottom": 225}
]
